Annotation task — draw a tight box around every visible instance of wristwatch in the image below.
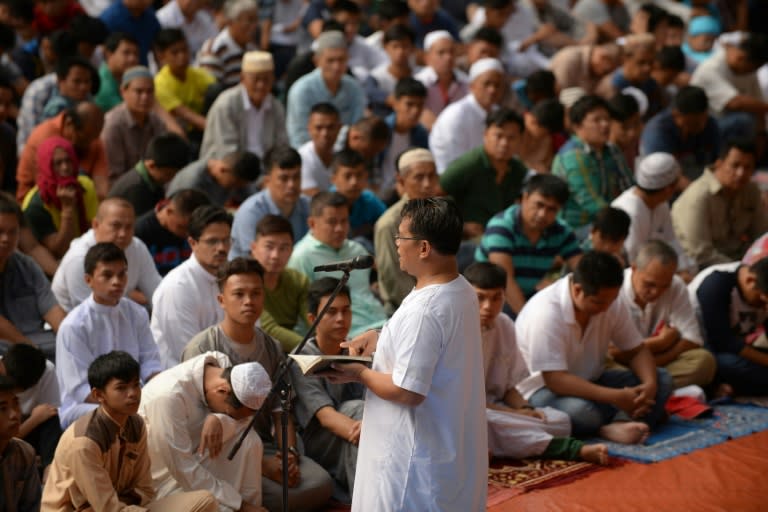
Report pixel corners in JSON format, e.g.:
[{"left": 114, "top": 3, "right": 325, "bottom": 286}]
[{"left": 287, "top": 445, "right": 301, "bottom": 460}]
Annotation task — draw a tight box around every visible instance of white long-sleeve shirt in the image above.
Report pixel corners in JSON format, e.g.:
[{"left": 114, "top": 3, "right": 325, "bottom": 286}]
[
  {"left": 56, "top": 295, "right": 163, "bottom": 428},
  {"left": 429, "top": 93, "right": 490, "bottom": 174},
  {"left": 150, "top": 254, "right": 224, "bottom": 368}
]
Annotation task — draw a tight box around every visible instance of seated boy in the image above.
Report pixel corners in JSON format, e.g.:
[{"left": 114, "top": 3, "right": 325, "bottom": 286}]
[
  {"left": 583, "top": 206, "right": 631, "bottom": 267},
  {"left": 464, "top": 262, "right": 607, "bottom": 464},
  {"left": 42, "top": 351, "right": 218, "bottom": 512},
  {"left": 289, "top": 278, "right": 365, "bottom": 500},
  {"left": 364, "top": 24, "right": 417, "bottom": 118},
  {"left": 56, "top": 243, "right": 163, "bottom": 428},
  {"left": 330, "top": 149, "right": 386, "bottom": 244},
  {"left": 299, "top": 103, "right": 342, "bottom": 197},
  {"left": 167, "top": 151, "right": 261, "bottom": 208},
  {"left": 608, "top": 93, "right": 642, "bottom": 170},
  {"left": 0, "top": 375, "right": 41, "bottom": 511}
]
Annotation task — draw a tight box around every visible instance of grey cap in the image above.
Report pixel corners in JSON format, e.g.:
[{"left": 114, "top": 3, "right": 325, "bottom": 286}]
[{"left": 315, "top": 31, "right": 347, "bottom": 53}]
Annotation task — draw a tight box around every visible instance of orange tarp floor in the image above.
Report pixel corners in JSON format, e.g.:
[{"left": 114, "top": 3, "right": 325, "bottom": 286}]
[{"left": 489, "top": 429, "right": 768, "bottom": 512}]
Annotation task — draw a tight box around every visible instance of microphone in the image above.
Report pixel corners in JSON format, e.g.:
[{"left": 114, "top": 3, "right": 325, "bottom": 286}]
[{"left": 314, "top": 255, "right": 374, "bottom": 273}]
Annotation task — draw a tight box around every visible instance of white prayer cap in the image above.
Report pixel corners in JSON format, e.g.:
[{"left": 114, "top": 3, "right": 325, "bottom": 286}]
[
  {"left": 636, "top": 152, "right": 680, "bottom": 190},
  {"left": 468, "top": 58, "right": 504, "bottom": 82},
  {"left": 559, "top": 87, "right": 586, "bottom": 108},
  {"left": 398, "top": 148, "right": 435, "bottom": 173},
  {"left": 424, "top": 30, "right": 453, "bottom": 51},
  {"left": 315, "top": 31, "right": 347, "bottom": 52},
  {"left": 242, "top": 51, "right": 274, "bottom": 73},
  {"left": 622, "top": 86, "right": 648, "bottom": 117},
  {"left": 230, "top": 362, "right": 272, "bottom": 410}
]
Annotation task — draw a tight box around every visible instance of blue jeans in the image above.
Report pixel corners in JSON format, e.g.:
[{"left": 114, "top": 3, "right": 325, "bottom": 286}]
[
  {"left": 529, "top": 368, "right": 674, "bottom": 437},
  {"left": 715, "top": 352, "right": 768, "bottom": 395}
]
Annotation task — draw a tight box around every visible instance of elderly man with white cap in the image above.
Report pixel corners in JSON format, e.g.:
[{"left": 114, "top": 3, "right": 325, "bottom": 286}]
[
  {"left": 139, "top": 351, "right": 271, "bottom": 512},
  {"left": 612, "top": 152, "right": 697, "bottom": 280},
  {"left": 201, "top": 51, "right": 288, "bottom": 160},
  {"left": 429, "top": 57, "right": 505, "bottom": 173},
  {"left": 286, "top": 31, "right": 366, "bottom": 148}
]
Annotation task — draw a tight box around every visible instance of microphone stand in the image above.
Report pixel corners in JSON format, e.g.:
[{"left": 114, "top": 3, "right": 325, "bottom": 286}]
[{"left": 228, "top": 269, "right": 354, "bottom": 512}]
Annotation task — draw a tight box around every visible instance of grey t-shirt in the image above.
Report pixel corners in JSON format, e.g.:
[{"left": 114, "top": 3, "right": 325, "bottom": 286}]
[{"left": 0, "top": 252, "right": 57, "bottom": 337}]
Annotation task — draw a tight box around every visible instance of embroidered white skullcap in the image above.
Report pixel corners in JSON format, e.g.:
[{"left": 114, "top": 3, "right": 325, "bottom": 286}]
[
  {"left": 424, "top": 30, "right": 453, "bottom": 51},
  {"left": 558, "top": 87, "right": 586, "bottom": 108},
  {"left": 398, "top": 148, "right": 435, "bottom": 173},
  {"left": 242, "top": 51, "right": 274, "bottom": 73},
  {"left": 315, "top": 31, "right": 347, "bottom": 52},
  {"left": 468, "top": 58, "right": 504, "bottom": 82},
  {"left": 636, "top": 152, "right": 680, "bottom": 190},
  {"left": 230, "top": 362, "right": 272, "bottom": 410},
  {"left": 622, "top": 86, "right": 648, "bottom": 117},
  {"left": 121, "top": 66, "right": 152, "bottom": 87}
]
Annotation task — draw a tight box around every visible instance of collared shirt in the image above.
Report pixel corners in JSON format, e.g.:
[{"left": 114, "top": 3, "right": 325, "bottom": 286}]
[
  {"left": 101, "top": 103, "right": 168, "bottom": 181},
  {"left": 42, "top": 408, "right": 153, "bottom": 510},
  {"left": 241, "top": 87, "right": 272, "bottom": 158},
  {"left": 288, "top": 233, "right": 387, "bottom": 336},
  {"left": 414, "top": 66, "right": 469, "bottom": 118},
  {"left": 475, "top": 204, "right": 581, "bottom": 298},
  {"left": 229, "top": 189, "right": 311, "bottom": 258},
  {"left": 374, "top": 195, "right": 415, "bottom": 313},
  {"left": 552, "top": 135, "right": 634, "bottom": 230},
  {"left": 150, "top": 254, "right": 224, "bottom": 368},
  {"left": 483, "top": 313, "right": 529, "bottom": 404},
  {"left": 196, "top": 28, "right": 256, "bottom": 89},
  {"left": 56, "top": 295, "right": 163, "bottom": 428},
  {"left": 0, "top": 252, "right": 58, "bottom": 338},
  {"left": 440, "top": 145, "right": 527, "bottom": 226},
  {"left": 156, "top": 0, "right": 218, "bottom": 54},
  {"left": 516, "top": 275, "right": 643, "bottom": 399},
  {"left": 671, "top": 168, "right": 768, "bottom": 268},
  {"left": 691, "top": 50, "right": 764, "bottom": 115},
  {"left": 0, "top": 438, "right": 41, "bottom": 512},
  {"left": 286, "top": 68, "right": 366, "bottom": 148},
  {"left": 429, "top": 93, "right": 492, "bottom": 173},
  {"left": 259, "top": 268, "right": 310, "bottom": 352},
  {"left": 612, "top": 187, "right": 696, "bottom": 272},
  {"left": 17, "top": 73, "right": 58, "bottom": 153},
  {"left": 619, "top": 267, "right": 703, "bottom": 346},
  {"left": 52, "top": 229, "right": 161, "bottom": 312},
  {"left": 299, "top": 140, "right": 333, "bottom": 192},
  {"left": 100, "top": 2, "right": 161, "bottom": 65},
  {"left": 93, "top": 62, "right": 122, "bottom": 112}
]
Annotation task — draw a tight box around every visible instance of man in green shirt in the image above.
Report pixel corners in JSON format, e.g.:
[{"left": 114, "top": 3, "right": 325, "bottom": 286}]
[{"left": 93, "top": 32, "right": 140, "bottom": 112}]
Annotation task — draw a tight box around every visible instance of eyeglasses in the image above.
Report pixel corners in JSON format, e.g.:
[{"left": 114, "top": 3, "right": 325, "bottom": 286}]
[
  {"left": 199, "top": 237, "right": 233, "bottom": 247},
  {"left": 394, "top": 235, "right": 424, "bottom": 243}
]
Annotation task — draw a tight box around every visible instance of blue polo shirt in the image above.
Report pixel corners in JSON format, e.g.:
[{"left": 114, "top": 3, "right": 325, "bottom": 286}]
[
  {"left": 100, "top": 2, "right": 161, "bottom": 65},
  {"left": 408, "top": 10, "right": 460, "bottom": 48}
]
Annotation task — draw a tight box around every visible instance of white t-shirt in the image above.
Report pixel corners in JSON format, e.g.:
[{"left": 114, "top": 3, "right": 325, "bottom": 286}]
[
  {"left": 379, "top": 130, "right": 410, "bottom": 197},
  {"left": 298, "top": 140, "right": 333, "bottom": 192},
  {"left": 690, "top": 50, "right": 764, "bottom": 115},
  {"left": 353, "top": 276, "right": 488, "bottom": 511},
  {"left": 1, "top": 358, "right": 60, "bottom": 416}
]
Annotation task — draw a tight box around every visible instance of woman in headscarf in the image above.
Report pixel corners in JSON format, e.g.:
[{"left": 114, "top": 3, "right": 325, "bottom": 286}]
[{"left": 21, "top": 135, "right": 98, "bottom": 258}]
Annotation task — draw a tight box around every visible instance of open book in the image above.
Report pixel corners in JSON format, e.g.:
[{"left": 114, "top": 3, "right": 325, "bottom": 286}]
[{"left": 288, "top": 354, "right": 373, "bottom": 376}]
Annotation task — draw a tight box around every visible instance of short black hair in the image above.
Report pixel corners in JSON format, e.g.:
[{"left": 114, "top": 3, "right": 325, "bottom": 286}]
[
  {"left": 719, "top": 137, "right": 757, "bottom": 160},
  {"left": 464, "top": 262, "right": 507, "bottom": 289},
  {"left": 310, "top": 191, "right": 349, "bottom": 217},
  {"left": 332, "top": 148, "right": 366, "bottom": 173},
  {"left": 4, "top": 0, "right": 34, "bottom": 22},
  {"left": 394, "top": 77, "right": 427, "bottom": 99},
  {"left": 531, "top": 99, "right": 564, "bottom": 133},
  {"left": 471, "top": 27, "right": 503, "bottom": 48},
  {"left": 485, "top": 0, "right": 513, "bottom": 9},
  {"left": 256, "top": 214, "right": 294, "bottom": 242},
  {"left": 331, "top": 0, "right": 361, "bottom": 15},
  {"left": 264, "top": 146, "right": 302, "bottom": 173},
  {"left": 592, "top": 206, "right": 631, "bottom": 242},
  {"left": 55, "top": 55, "right": 94, "bottom": 81},
  {"left": 525, "top": 70, "right": 556, "bottom": 99},
  {"left": 672, "top": 86, "right": 709, "bottom": 114},
  {"left": 523, "top": 174, "right": 570, "bottom": 205},
  {"left": 383, "top": 23, "right": 415, "bottom": 45},
  {"left": 49, "top": 29, "right": 77, "bottom": 60},
  {"left": 217, "top": 257, "right": 265, "bottom": 291},
  {"left": 350, "top": 116, "right": 391, "bottom": 143},
  {"left": 103, "top": 31, "right": 140, "bottom": 53},
  {"left": 0, "top": 375, "right": 16, "bottom": 394},
  {"left": 321, "top": 19, "right": 345, "bottom": 32},
  {"left": 145, "top": 133, "right": 192, "bottom": 169},
  {"left": 226, "top": 151, "right": 262, "bottom": 182},
  {"left": 740, "top": 32, "right": 768, "bottom": 67},
  {"left": 70, "top": 14, "right": 108, "bottom": 46},
  {"left": 569, "top": 95, "right": 611, "bottom": 126},
  {"left": 3, "top": 344, "right": 46, "bottom": 390},
  {"left": 168, "top": 188, "right": 211, "bottom": 217},
  {"left": 0, "top": 190, "right": 23, "bottom": 226},
  {"left": 752, "top": 257, "right": 768, "bottom": 295},
  {"left": 307, "top": 277, "right": 351, "bottom": 315},
  {"left": 608, "top": 93, "right": 640, "bottom": 122},
  {"left": 0, "top": 22, "right": 15, "bottom": 51},
  {"left": 378, "top": 0, "right": 409, "bottom": 21},
  {"left": 573, "top": 250, "right": 625, "bottom": 296},
  {"left": 84, "top": 242, "right": 127, "bottom": 275},
  {"left": 188, "top": 205, "right": 233, "bottom": 240},
  {"left": 666, "top": 14, "right": 685, "bottom": 30},
  {"left": 639, "top": 3, "right": 668, "bottom": 33},
  {"left": 485, "top": 108, "right": 524, "bottom": 131},
  {"left": 400, "top": 197, "right": 462, "bottom": 255},
  {"left": 154, "top": 28, "right": 187, "bottom": 52},
  {"left": 655, "top": 45, "right": 685, "bottom": 72},
  {"left": 88, "top": 351, "right": 140, "bottom": 390},
  {"left": 310, "top": 102, "right": 340, "bottom": 117}
]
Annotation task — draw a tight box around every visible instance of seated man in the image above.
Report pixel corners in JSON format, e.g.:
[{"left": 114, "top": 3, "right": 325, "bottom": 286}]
[
  {"left": 182, "top": 258, "right": 333, "bottom": 512},
  {"left": 53, "top": 198, "right": 161, "bottom": 312},
  {"left": 41, "top": 56, "right": 95, "bottom": 120},
  {"left": 168, "top": 151, "right": 261, "bottom": 208},
  {"left": 200, "top": 51, "right": 288, "bottom": 161},
  {"left": 109, "top": 133, "right": 191, "bottom": 217},
  {"left": 672, "top": 139, "right": 768, "bottom": 268},
  {"left": 553, "top": 95, "right": 634, "bottom": 237},
  {"left": 0, "top": 375, "right": 41, "bottom": 511},
  {"left": 299, "top": 102, "right": 343, "bottom": 197},
  {"left": 414, "top": 30, "right": 468, "bottom": 130},
  {"left": 689, "top": 257, "right": 768, "bottom": 395},
  {"left": 151, "top": 206, "right": 232, "bottom": 368},
  {"left": 329, "top": 149, "right": 386, "bottom": 243},
  {"left": 288, "top": 192, "right": 387, "bottom": 337},
  {"left": 364, "top": 23, "right": 418, "bottom": 117},
  {"left": 464, "top": 262, "right": 607, "bottom": 464},
  {"left": 475, "top": 174, "right": 582, "bottom": 316},
  {"left": 582, "top": 206, "right": 630, "bottom": 266},
  {"left": 42, "top": 351, "right": 217, "bottom": 512},
  {"left": 640, "top": 86, "right": 721, "bottom": 183},
  {"left": 612, "top": 152, "right": 696, "bottom": 277},
  {"left": 613, "top": 241, "right": 716, "bottom": 390},
  {"left": 440, "top": 108, "right": 527, "bottom": 240},
  {"left": 290, "top": 278, "right": 365, "bottom": 499},
  {"left": 549, "top": 42, "right": 621, "bottom": 95},
  {"left": 516, "top": 251, "right": 673, "bottom": 444},
  {"left": 0, "top": 192, "right": 65, "bottom": 358},
  {"left": 230, "top": 146, "right": 310, "bottom": 258},
  {"left": 140, "top": 351, "right": 271, "bottom": 512},
  {"left": 135, "top": 189, "right": 211, "bottom": 276},
  {"left": 607, "top": 93, "right": 642, "bottom": 171},
  {"left": 93, "top": 32, "right": 140, "bottom": 112},
  {"left": 250, "top": 215, "right": 309, "bottom": 353},
  {"left": 56, "top": 243, "right": 163, "bottom": 428}
]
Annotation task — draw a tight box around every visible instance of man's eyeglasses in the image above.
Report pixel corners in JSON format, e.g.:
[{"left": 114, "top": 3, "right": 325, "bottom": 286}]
[
  {"left": 394, "top": 235, "right": 424, "bottom": 242},
  {"left": 199, "top": 237, "right": 233, "bottom": 247}
]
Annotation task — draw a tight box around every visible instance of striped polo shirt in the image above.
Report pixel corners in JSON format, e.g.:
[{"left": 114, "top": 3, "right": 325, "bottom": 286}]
[{"left": 196, "top": 28, "right": 257, "bottom": 89}]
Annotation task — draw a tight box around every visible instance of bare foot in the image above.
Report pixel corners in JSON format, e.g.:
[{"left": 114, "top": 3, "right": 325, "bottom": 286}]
[
  {"left": 598, "top": 421, "right": 650, "bottom": 444},
  {"left": 714, "top": 383, "right": 734, "bottom": 399},
  {"left": 579, "top": 443, "right": 609, "bottom": 464}
]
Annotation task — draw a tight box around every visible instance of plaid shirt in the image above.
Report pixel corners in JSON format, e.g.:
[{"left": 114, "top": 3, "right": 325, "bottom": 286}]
[
  {"left": 0, "top": 438, "right": 41, "bottom": 512},
  {"left": 16, "top": 73, "right": 57, "bottom": 154},
  {"left": 552, "top": 135, "right": 634, "bottom": 230}
]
